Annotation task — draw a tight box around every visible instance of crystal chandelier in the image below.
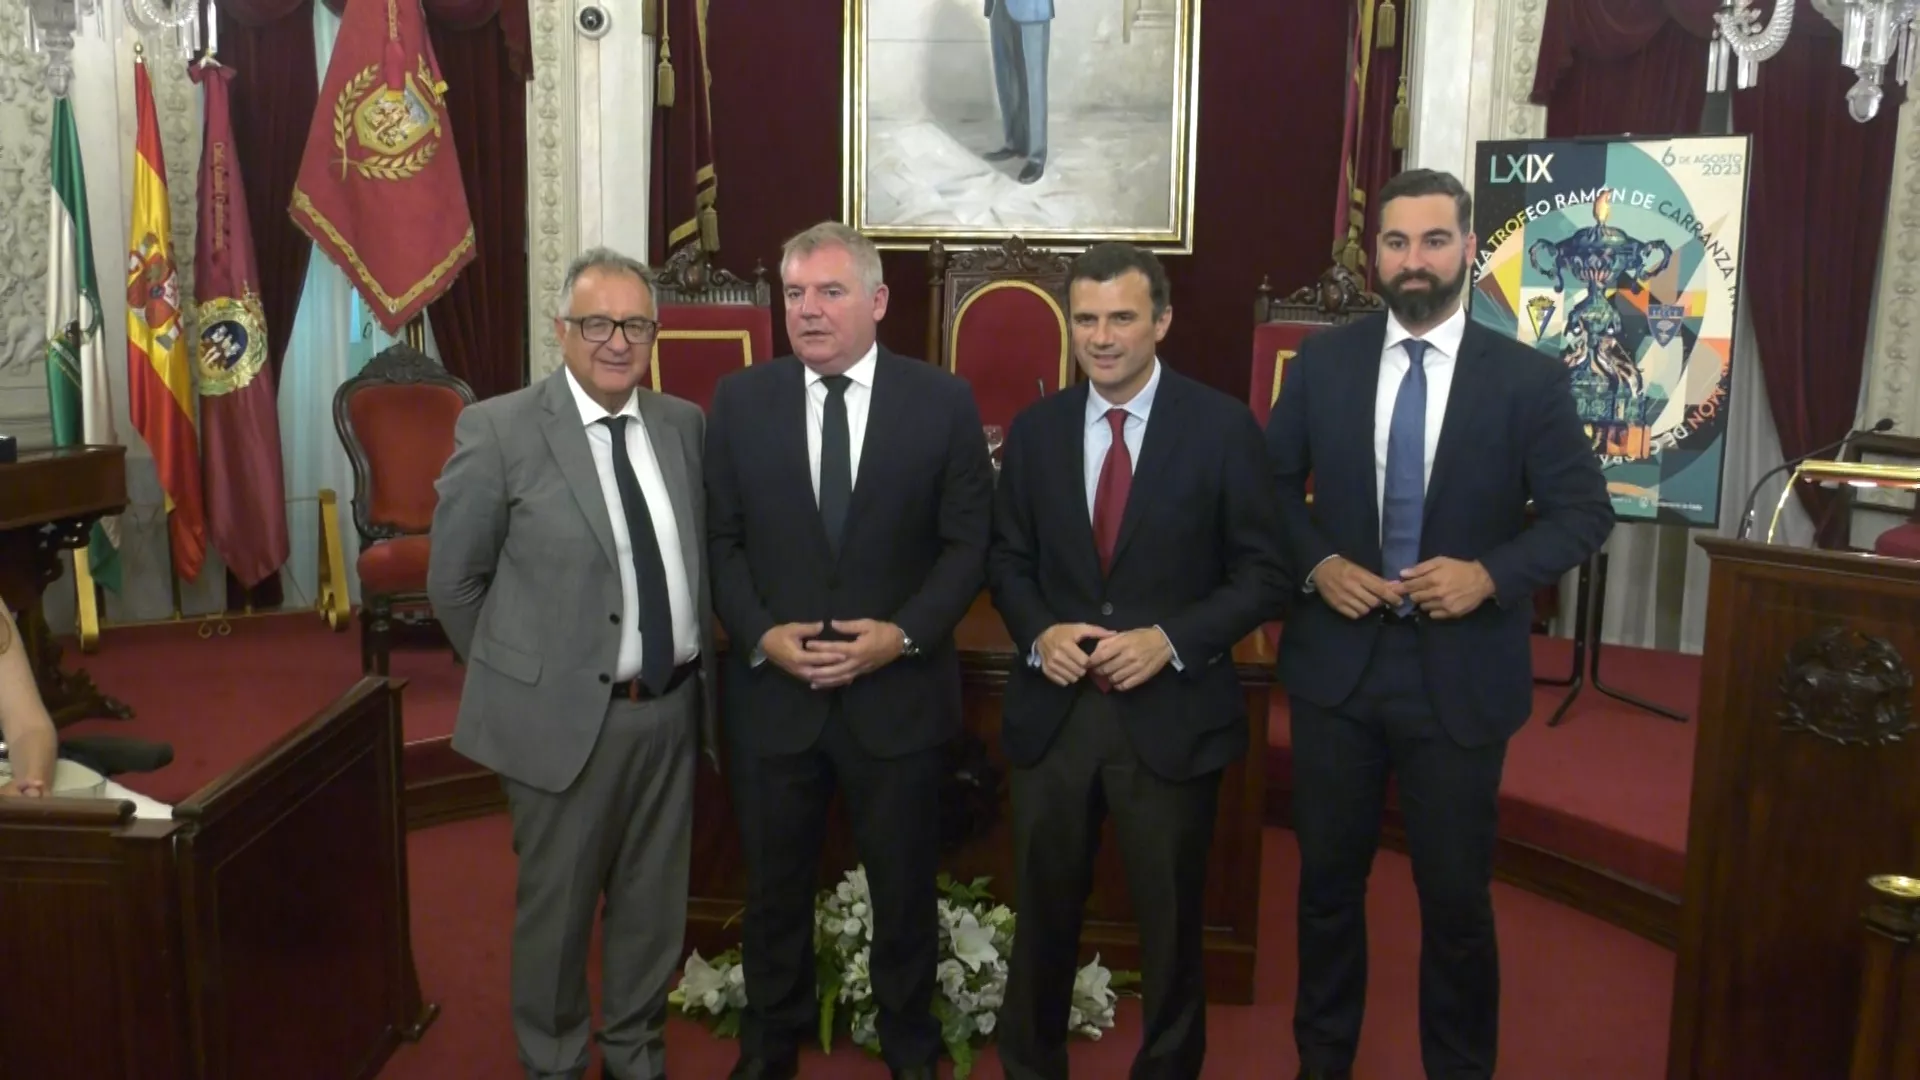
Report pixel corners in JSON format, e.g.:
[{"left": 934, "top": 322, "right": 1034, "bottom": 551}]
[
  {"left": 25, "top": 0, "right": 204, "bottom": 96},
  {"left": 1710, "top": 1, "right": 1919, "bottom": 121}
]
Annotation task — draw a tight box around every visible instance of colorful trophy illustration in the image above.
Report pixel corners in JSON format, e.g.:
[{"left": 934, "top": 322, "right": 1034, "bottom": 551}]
[{"left": 1526, "top": 191, "right": 1674, "bottom": 456}]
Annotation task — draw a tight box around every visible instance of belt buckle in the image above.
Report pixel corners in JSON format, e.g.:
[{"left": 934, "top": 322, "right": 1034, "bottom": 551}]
[{"left": 616, "top": 676, "right": 646, "bottom": 701}]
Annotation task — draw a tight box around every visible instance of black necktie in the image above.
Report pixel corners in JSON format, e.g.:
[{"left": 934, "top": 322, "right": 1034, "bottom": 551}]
[
  {"left": 819, "top": 374, "right": 853, "bottom": 553},
  {"left": 598, "top": 416, "right": 676, "bottom": 694}
]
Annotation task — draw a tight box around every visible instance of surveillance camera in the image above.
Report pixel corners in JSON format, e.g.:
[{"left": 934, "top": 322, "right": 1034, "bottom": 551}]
[{"left": 576, "top": 4, "right": 610, "bottom": 38}]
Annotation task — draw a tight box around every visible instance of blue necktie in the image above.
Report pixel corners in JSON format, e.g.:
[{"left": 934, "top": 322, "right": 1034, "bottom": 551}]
[{"left": 1381, "top": 339, "right": 1428, "bottom": 614}]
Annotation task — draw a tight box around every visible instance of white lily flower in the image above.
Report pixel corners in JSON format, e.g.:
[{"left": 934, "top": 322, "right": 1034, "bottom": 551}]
[{"left": 949, "top": 911, "right": 1000, "bottom": 971}]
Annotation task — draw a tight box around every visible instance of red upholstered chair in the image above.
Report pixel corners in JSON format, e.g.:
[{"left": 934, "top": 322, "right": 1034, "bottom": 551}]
[
  {"left": 333, "top": 344, "right": 475, "bottom": 674},
  {"left": 927, "top": 237, "right": 1074, "bottom": 434},
  {"left": 649, "top": 244, "right": 774, "bottom": 410},
  {"left": 1250, "top": 263, "right": 1385, "bottom": 429}
]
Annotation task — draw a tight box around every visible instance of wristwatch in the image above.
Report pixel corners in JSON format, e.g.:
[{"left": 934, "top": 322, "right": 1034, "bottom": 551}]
[{"left": 899, "top": 629, "right": 921, "bottom": 657}]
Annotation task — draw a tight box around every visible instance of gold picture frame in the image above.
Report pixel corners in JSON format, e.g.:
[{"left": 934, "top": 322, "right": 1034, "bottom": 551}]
[{"left": 842, "top": 0, "right": 1202, "bottom": 252}]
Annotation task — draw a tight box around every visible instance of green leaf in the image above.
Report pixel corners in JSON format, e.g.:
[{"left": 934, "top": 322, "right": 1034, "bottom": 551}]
[
  {"left": 714, "top": 1012, "right": 741, "bottom": 1039},
  {"left": 817, "top": 967, "right": 842, "bottom": 1053},
  {"left": 950, "top": 1035, "right": 976, "bottom": 1078}
]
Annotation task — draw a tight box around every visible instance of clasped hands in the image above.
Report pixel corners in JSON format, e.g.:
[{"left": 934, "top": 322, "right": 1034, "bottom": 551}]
[
  {"left": 760, "top": 619, "right": 906, "bottom": 690},
  {"left": 1034, "top": 623, "right": 1171, "bottom": 691},
  {"left": 1313, "top": 554, "right": 1494, "bottom": 620}
]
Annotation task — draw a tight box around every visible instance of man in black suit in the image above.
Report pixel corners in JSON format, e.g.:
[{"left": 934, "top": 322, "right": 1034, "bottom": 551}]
[
  {"left": 1267, "top": 170, "right": 1614, "bottom": 1080},
  {"left": 705, "top": 221, "right": 995, "bottom": 1080},
  {"left": 990, "top": 243, "right": 1289, "bottom": 1079}
]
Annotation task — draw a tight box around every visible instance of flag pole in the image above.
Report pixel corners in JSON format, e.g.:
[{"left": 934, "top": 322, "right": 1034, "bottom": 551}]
[
  {"left": 404, "top": 316, "right": 424, "bottom": 352},
  {"left": 73, "top": 549, "right": 101, "bottom": 652},
  {"left": 166, "top": 522, "right": 183, "bottom": 620}
]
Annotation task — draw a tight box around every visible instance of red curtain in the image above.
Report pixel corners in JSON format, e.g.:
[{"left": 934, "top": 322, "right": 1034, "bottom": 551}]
[
  {"left": 1532, "top": 0, "right": 1716, "bottom": 137},
  {"left": 1733, "top": 28, "right": 1899, "bottom": 534},
  {"left": 706, "top": 3, "right": 1349, "bottom": 396},
  {"left": 426, "top": 5, "right": 532, "bottom": 401}
]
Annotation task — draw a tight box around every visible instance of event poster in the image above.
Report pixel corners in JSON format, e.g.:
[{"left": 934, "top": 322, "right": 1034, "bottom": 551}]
[{"left": 1470, "top": 135, "right": 1751, "bottom": 526}]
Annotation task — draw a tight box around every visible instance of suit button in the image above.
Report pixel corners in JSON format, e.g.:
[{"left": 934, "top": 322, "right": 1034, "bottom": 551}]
[
  {"left": 610, "top": 613, "right": 621, "bottom": 624},
  {"left": 598, "top": 673, "right": 611, "bottom": 684},
  {"left": 1100, "top": 602, "right": 1113, "bottom": 616}
]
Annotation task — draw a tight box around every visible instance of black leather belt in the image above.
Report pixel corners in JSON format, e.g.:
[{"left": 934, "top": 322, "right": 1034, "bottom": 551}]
[
  {"left": 610, "top": 660, "right": 699, "bottom": 702},
  {"left": 1378, "top": 606, "right": 1420, "bottom": 625}
]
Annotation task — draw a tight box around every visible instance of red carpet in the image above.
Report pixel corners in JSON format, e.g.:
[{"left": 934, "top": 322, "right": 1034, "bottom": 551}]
[{"left": 384, "top": 817, "right": 1673, "bottom": 1078}]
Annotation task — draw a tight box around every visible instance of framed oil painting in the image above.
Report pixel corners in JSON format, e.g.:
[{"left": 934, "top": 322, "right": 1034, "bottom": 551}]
[{"left": 843, "top": 0, "right": 1202, "bottom": 251}]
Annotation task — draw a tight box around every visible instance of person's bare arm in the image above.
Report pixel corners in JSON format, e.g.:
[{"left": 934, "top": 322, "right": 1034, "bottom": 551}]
[{"left": 0, "top": 603, "right": 57, "bottom": 796}]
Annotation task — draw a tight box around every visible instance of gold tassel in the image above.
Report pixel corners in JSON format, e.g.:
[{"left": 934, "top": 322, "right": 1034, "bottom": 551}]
[
  {"left": 656, "top": 42, "right": 677, "bottom": 108},
  {"left": 699, "top": 206, "right": 719, "bottom": 252},
  {"left": 1392, "top": 76, "right": 1409, "bottom": 149},
  {"left": 656, "top": 0, "right": 675, "bottom": 108},
  {"left": 1377, "top": 0, "right": 1397, "bottom": 49}
]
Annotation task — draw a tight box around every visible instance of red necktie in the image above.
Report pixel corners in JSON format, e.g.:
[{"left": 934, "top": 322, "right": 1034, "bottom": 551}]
[
  {"left": 1089, "top": 409, "right": 1131, "bottom": 693},
  {"left": 1092, "top": 408, "right": 1132, "bottom": 574}
]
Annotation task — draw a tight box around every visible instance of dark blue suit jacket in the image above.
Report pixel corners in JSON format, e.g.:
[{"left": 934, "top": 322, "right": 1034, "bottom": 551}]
[
  {"left": 1265, "top": 314, "right": 1614, "bottom": 746},
  {"left": 990, "top": 367, "right": 1289, "bottom": 781}
]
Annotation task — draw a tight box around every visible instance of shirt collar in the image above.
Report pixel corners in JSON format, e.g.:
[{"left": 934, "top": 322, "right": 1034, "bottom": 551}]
[
  {"left": 1087, "top": 357, "right": 1163, "bottom": 428},
  {"left": 804, "top": 343, "right": 880, "bottom": 390},
  {"left": 1384, "top": 303, "right": 1468, "bottom": 363},
  {"left": 564, "top": 366, "right": 641, "bottom": 427}
]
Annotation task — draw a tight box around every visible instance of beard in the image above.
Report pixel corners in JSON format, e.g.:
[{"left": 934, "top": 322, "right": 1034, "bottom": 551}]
[{"left": 1379, "top": 257, "right": 1468, "bottom": 326}]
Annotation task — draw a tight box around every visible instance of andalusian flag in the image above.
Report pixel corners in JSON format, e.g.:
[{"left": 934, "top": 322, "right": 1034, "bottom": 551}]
[
  {"left": 44, "top": 96, "right": 122, "bottom": 592},
  {"left": 127, "top": 54, "right": 206, "bottom": 584}
]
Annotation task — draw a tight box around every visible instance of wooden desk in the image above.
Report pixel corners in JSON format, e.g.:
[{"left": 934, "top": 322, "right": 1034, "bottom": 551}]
[
  {"left": 685, "top": 593, "right": 1278, "bottom": 1004},
  {"left": 0, "top": 445, "right": 131, "bottom": 725}
]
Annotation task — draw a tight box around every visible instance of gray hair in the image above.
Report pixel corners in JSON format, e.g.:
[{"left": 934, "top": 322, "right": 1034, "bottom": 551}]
[
  {"left": 557, "top": 247, "right": 655, "bottom": 315},
  {"left": 780, "top": 222, "right": 884, "bottom": 295}
]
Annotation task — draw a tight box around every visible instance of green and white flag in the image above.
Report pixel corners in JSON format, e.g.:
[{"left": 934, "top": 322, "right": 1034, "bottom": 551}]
[{"left": 44, "top": 95, "right": 122, "bottom": 592}]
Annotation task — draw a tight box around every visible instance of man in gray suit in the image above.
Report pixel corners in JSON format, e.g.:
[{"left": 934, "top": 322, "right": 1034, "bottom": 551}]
[
  {"left": 428, "top": 247, "right": 717, "bottom": 1080},
  {"left": 985, "top": 0, "right": 1053, "bottom": 184}
]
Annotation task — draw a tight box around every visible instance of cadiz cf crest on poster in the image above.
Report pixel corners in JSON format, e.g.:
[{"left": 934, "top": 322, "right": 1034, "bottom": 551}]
[{"left": 1471, "top": 135, "right": 1751, "bottom": 526}]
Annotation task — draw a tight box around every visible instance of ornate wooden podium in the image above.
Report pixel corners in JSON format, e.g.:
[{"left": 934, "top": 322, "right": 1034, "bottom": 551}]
[
  {"left": 0, "top": 445, "right": 131, "bottom": 724},
  {"left": 1669, "top": 539, "right": 1920, "bottom": 1079}
]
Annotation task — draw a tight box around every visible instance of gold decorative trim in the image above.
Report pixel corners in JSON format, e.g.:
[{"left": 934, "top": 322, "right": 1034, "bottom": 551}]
[
  {"left": 290, "top": 188, "right": 475, "bottom": 316},
  {"left": 948, "top": 279, "right": 1070, "bottom": 391},
  {"left": 318, "top": 487, "right": 352, "bottom": 631},
  {"left": 1270, "top": 348, "right": 1296, "bottom": 407},
  {"left": 74, "top": 547, "right": 100, "bottom": 651},
  {"left": 648, "top": 328, "right": 753, "bottom": 392}
]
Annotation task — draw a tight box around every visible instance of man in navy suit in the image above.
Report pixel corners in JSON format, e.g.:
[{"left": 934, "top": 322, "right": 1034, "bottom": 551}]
[
  {"left": 991, "top": 243, "right": 1289, "bottom": 1078},
  {"left": 705, "top": 222, "right": 994, "bottom": 1080},
  {"left": 1266, "top": 170, "right": 1613, "bottom": 1080},
  {"left": 984, "top": 0, "right": 1053, "bottom": 184}
]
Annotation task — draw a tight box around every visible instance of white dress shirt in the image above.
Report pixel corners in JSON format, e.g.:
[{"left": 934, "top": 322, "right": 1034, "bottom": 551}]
[
  {"left": 564, "top": 369, "right": 701, "bottom": 679},
  {"left": 1375, "top": 305, "right": 1466, "bottom": 525},
  {"left": 805, "top": 343, "right": 878, "bottom": 503},
  {"left": 1084, "top": 359, "right": 1161, "bottom": 515}
]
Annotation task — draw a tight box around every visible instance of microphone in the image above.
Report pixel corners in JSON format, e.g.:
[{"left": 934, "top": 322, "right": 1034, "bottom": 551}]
[{"left": 1737, "top": 417, "right": 1895, "bottom": 540}]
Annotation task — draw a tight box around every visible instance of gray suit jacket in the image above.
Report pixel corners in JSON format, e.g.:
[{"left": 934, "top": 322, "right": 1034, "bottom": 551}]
[
  {"left": 987, "top": 0, "right": 1053, "bottom": 22},
  {"left": 427, "top": 368, "right": 718, "bottom": 793}
]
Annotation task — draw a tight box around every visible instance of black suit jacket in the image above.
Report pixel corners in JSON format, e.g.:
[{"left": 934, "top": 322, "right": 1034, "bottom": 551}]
[
  {"left": 1266, "top": 314, "right": 1614, "bottom": 746},
  {"left": 705, "top": 349, "right": 994, "bottom": 758},
  {"left": 988, "top": 367, "right": 1290, "bottom": 782}
]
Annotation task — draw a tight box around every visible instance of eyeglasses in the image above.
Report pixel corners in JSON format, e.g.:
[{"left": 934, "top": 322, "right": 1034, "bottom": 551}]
[{"left": 565, "top": 315, "right": 660, "bottom": 344}]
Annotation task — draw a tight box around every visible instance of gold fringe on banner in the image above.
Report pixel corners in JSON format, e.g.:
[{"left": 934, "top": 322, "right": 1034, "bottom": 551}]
[
  {"left": 1392, "top": 77, "right": 1409, "bottom": 149},
  {"left": 656, "top": 1, "right": 676, "bottom": 108},
  {"left": 1376, "top": 0, "right": 1397, "bottom": 49}
]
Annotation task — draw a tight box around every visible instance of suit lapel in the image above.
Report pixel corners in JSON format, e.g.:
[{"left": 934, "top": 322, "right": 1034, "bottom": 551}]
[
  {"left": 638, "top": 391, "right": 698, "bottom": 586},
  {"left": 539, "top": 371, "right": 621, "bottom": 573},
  {"left": 1424, "top": 323, "right": 1492, "bottom": 523},
  {"left": 842, "top": 350, "right": 909, "bottom": 549},
  {"left": 1110, "top": 372, "right": 1189, "bottom": 570},
  {"left": 771, "top": 359, "right": 834, "bottom": 560},
  {"left": 1055, "top": 383, "right": 1102, "bottom": 583},
  {"left": 1352, "top": 316, "right": 1387, "bottom": 557}
]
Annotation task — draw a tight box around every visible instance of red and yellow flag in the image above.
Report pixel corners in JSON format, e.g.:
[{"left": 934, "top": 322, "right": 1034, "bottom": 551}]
[
  {"left": 290, "top": 0, "right": 474, "bottom": 333},
  {"left": 128, "top": 53, "right": 206, "bottom": 584}
]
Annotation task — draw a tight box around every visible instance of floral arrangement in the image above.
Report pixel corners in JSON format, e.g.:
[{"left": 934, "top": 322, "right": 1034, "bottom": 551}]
[{"left": 670, "top": 866, "right": 1137, "bottom": 1077}]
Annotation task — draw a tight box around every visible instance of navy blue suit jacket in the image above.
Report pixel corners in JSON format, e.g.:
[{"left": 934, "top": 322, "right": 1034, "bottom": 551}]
[
  {"left": 1265, "top": 314, "right": 1614, "bottom": 746},
  {"left": 990, "top": 368, "right": 1289, "bottom": 781}
]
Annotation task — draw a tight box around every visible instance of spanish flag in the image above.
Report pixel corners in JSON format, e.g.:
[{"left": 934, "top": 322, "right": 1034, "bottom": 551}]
[{"left": 127, "top": 52, "right": 206, "bottom": 584}]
